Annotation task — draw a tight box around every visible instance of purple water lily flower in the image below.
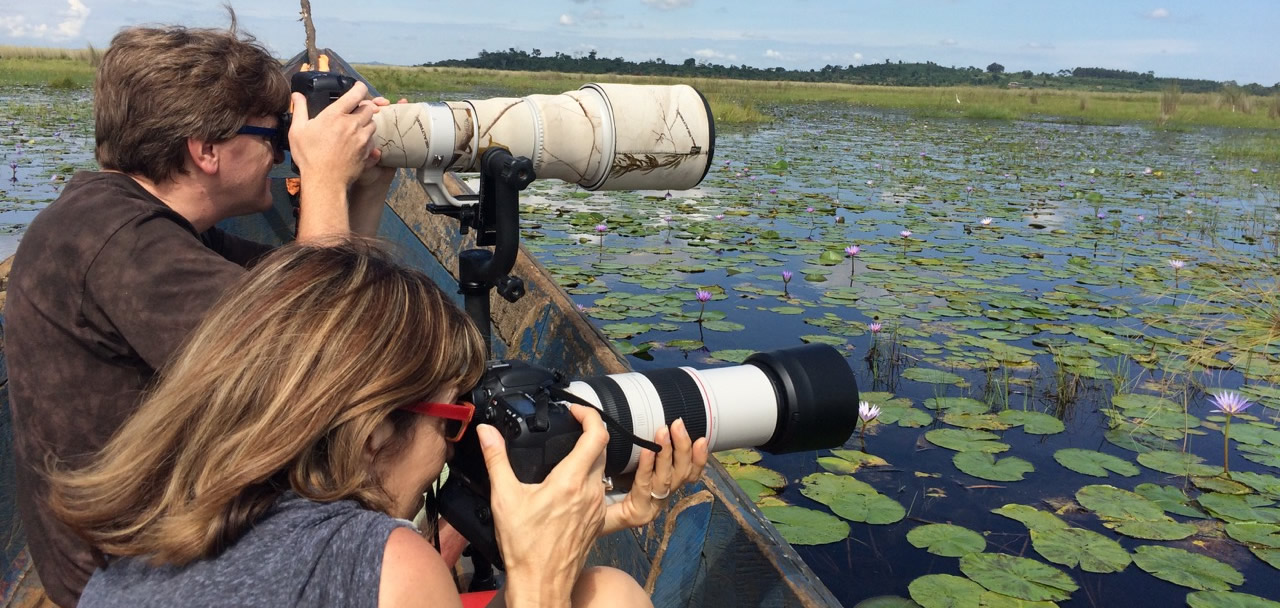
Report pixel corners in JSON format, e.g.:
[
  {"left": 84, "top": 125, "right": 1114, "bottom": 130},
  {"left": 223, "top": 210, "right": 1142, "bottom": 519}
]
[
  {"left": 715, "top": 214, "right": 725, "bottom": 220},
  {"left": 845, "top": 245, "right": 860, "bottom": 256},
  {"left": 781, "top": 270, "right": 793, "bottom": 282},
  {"left": 857, "top": 400, "right": 881, "bottom": 440},
  {"left": 868, "top": 322, "right": 882, "bottom": 333},
  {"left": 859, "top": 401, "right": 882, "bottom": 422},
  {"left": 695, "top": 289, "right": 712, "bottom": 303},
  {"left": 1210, "top": 391, "right": 1251, "bottom": 415},
  {"left": 1211, "top": 390, "right": 1252, "bottom": 473}
]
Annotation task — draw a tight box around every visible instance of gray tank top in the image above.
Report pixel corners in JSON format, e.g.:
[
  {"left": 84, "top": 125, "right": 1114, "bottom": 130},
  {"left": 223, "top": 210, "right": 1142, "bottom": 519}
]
[{"left": 78, "top": 494, "right": 412, "bottom": 608}]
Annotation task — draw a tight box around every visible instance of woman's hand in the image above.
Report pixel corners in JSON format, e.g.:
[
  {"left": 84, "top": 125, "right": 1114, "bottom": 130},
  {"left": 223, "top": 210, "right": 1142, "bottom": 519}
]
[
  {"left": 603, "top": 418, "right": 710, "bottom": 535},
  {"left": 479, "top": 404, "right": 610, "bottom": 607}
]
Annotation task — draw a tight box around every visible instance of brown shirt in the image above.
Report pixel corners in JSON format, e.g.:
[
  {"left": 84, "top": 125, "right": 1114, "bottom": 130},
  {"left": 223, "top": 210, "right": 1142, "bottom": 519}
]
[{"left": 5, "top": 172, "right": 273, "bottom": 607}]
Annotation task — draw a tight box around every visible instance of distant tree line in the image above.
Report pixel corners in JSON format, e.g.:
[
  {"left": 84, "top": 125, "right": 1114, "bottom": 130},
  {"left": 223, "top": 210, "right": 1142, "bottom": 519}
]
[{"left": 423, "top": 48, "right": 1279, "bottom": 95}]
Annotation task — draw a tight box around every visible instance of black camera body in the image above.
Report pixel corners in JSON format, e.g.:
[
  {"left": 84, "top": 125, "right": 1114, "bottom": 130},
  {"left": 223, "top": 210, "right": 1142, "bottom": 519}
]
[
  {"left": 438, "top": 359, "right": 586, "bottom": 569},
  {"left": 277, "top": 71, "right": 359, "bottom": 150}
]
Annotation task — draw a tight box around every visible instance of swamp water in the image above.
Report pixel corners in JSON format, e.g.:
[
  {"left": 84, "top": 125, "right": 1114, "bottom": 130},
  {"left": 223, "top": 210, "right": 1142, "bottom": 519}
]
[{"left": 5, "top": 88, "right": 1280, "bottom": 607}]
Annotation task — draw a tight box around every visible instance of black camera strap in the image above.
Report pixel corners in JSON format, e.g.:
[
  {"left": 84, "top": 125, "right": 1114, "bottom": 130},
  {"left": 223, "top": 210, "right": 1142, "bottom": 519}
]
[{"left": 549, "top": 387, "right": 662, "bottom": 453}]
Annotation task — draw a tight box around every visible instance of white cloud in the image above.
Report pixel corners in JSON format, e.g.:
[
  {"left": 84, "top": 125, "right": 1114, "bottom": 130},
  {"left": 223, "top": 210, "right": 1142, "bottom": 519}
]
[
  {"left": 693, "top": 48, "right": 737, "bottom": 62},
  {"left": 1147, "top": 8, "right": 1170, "bottom": 19},
  {"left": 852, "top": 52, "right": 864, "bottom": 63},
  {"left": 940, "top": 38, "right": 958, "bottom": 46},
  {"left": 559, "top": 14, "right": 576, "bottom": 26},
  {"left": 643, "top": 0, "right": 695, "bottom": 10},
  {"left": 0, "top": 0, "right": 89, "bottom": 40},
  {"left": 764, "top": 49, "right": 782, "bottom": 59}
]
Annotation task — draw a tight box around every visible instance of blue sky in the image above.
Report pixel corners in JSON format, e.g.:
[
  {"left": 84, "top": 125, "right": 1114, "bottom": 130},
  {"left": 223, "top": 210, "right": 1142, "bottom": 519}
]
[{"left": 2, "top": 0, "right": 1276, "bottom": 85}]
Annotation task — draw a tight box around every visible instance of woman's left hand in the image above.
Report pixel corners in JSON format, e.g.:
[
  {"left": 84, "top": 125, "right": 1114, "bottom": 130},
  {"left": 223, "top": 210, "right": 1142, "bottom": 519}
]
[{"left": 602, "top": 418, "right": 709, "bottom": 535}]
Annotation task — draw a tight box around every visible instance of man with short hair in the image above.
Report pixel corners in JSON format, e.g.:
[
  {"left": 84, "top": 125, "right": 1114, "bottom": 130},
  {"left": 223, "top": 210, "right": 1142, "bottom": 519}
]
[{"left": 5, "top": 21, "right": 392, "bottom": 607}]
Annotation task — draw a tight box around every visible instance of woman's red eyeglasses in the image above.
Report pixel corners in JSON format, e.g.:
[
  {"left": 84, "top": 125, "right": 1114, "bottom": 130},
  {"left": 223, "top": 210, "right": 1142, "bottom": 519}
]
[{"left": 401, "top": 401, "right": 476, "bottom": 442}]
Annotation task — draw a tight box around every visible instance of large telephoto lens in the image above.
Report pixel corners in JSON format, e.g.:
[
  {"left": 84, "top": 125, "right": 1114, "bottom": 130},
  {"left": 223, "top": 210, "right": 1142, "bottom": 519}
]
[
  {"left": 371, "top": 84, "right": 715, "bottom": 194},
  {"left": 565, "top": 344, "right": 859, "bottom": 475}
]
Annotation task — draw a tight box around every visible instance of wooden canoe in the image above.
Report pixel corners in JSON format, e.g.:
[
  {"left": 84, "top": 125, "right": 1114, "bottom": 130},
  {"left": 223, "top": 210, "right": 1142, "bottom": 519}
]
[{"left": 0, "top": 50, "right": 841, "bottom": 608}]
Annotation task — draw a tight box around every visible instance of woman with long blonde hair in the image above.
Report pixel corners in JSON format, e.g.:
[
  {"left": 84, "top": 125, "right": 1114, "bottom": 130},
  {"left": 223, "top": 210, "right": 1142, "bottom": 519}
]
[{"left": 49, "top": 239, "right": 706, "bottom": 607}]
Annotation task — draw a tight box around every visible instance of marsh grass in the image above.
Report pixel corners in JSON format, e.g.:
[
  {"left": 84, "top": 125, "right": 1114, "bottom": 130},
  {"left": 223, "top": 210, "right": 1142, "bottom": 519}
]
[
  {"left": 1214, "top": 134, "right": 1280, "bottom": 164},
  {"left": 2, "top": 49, "right": 1276, "bottom": 128},
  {"left": 0, "top": 46, "right": 95, "bottom": 88},
  {"left": 1159, "top": 83, "right": 1181, "bottom": 125}
]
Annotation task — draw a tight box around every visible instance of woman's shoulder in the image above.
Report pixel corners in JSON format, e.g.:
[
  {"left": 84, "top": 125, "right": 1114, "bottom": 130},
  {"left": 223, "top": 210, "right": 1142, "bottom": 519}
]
[
  {"left": 81, "top": 495, "right": 415, "bottom": 608},
  {"left": 378, "top": 528, "right": 463, "bottom": 608}
]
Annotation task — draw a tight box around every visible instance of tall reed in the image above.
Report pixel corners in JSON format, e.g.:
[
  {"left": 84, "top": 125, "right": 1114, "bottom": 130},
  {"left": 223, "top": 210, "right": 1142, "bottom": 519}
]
[{"left": 1159, "top": 83, "right": 1181, "bottom": 125}]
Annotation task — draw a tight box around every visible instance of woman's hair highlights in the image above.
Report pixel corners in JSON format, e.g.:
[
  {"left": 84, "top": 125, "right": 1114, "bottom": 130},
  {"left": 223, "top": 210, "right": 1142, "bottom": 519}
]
[{"left": 48, "top": 239, "right": 487, "bottom": 565}]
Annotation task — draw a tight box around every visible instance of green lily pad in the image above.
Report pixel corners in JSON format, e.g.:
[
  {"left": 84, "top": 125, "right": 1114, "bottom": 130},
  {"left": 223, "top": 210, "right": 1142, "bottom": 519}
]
[
  {"left": 762, "top": 505, "right": 852, "bottom": 546},
  {"left": 733, "top": 477, "right": 776, "bottom": 499},
  {"left": 1105, "top": 427, "right": 1179, "bottom": 453},
  {"left": 601, "top": 322, "right": 652, "bottom": 339},
  {"left": 908, "top": 574, "right": 986, "bottom": 608},
  {"left": 1224, "top": 522, "right": 1280, "bottom": 548},
  {"left": 1192, "top": 476, "right": 1253, "bottom": 495},
  {"left": 903, "top": 367, "right": 968, "bottom": 386},
  {"left": 942, "top": 412, "right": 1013, "bottom": 431},
  {"left": 851, "top": 596, "right": 924, "bottom": 608},
  {"left": 1106, "top": 519, "right": 1197, "bottom": 541},
  {"left": 906, "top": 523, "right": 987, "bottom": 557},
  {"left": 1029, "top": 527, "right": 1131, "bottom": 573},
  {"left": 976, "top": 592, "right": 1059, "bottom": 608},
  {"left": 801, "top": 472, "right": 906, "bottom": 524},
  {"left": 1134, "top": 483, "right": 1209, "bottom": 518},
  {"left": 953, "top": 452, "right": 1034, "bottom": 482},
  {"left": 1186, "top": 591, "right": 1280, "bottom": 608},
  {"left": 1075, "top": 484, "right": 1167, "bottom": 521},
  {"left": 715, "top": 448, "right": 761, "bottom": 465},
  {"left": 701, "top": 320, "right": 746, "bottom": 332},
  {"left": 998, "top": 410, "right": 1066, "bottom": 435},
  {"left": 991, "top": 504, "right": 1069, "bottom": 532},
  {"left": 1052, "top": 449, "right": 1139, "bottom": 478},
  {"left": 925, "top": 429, "right": 1011, "bottom": 453},
  {"left": 958, "top": 553, "right": 1078, "bottom": 602},
  {"left": 1137, "top": 450, "right": 1223, "bottom": 477},
  {"left": 923, "top": 397, "right": 990, "bottom": 414},
  {"left": 1131, "top": 545, "right": 1244, "bottom": 591},
  {"left": 1197, "top": 492, "right": 1280, "bottom": 524},
  {"left": 1230, "top": 472, "right": 1280, "bottom": 499},
  {"left": 726, "top": 464, "right": 787, "bottom": 489},
  {"left": 708, "top": 349, "right": 755, "bottom": 363},
  {"left": 879, "top": 404, "right": 935, "bottom": 428}
]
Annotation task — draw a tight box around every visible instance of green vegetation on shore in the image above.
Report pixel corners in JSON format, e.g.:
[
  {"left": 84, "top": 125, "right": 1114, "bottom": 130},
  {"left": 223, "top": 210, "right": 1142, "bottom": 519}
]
[
  {"left": 4, "top": 45, "right": 1278, "bottom": 129},
  {"left": 0, "top": 46, "right": 97, "bottom": 89},
  {"left": 358, "top": 64, "right": 1280, "bottom": 129}
]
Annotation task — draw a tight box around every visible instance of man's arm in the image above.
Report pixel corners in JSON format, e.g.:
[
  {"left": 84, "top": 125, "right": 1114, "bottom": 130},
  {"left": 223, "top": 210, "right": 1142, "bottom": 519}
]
[{"left": 287, "top": 82, "right": 385, "bottom": 241}]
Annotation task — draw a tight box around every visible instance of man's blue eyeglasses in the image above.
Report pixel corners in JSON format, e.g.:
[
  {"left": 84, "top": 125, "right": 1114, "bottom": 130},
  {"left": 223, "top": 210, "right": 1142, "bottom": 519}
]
[{"left": 235, "top": 124, "right": 286, "bottom": 160}]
